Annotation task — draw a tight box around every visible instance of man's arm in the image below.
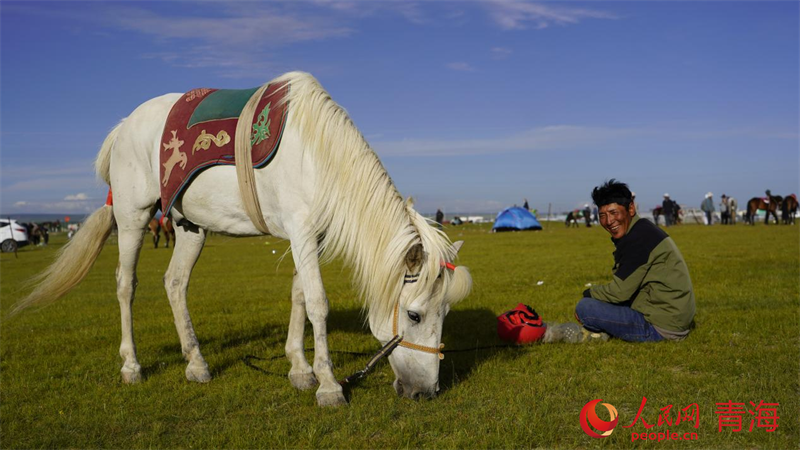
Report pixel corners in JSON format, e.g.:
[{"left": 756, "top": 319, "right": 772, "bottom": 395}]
[{"left": 587, "top": 264, "right": 649, "bottom": 303}]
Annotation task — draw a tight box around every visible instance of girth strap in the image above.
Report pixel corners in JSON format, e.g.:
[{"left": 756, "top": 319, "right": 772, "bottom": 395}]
[{"left": 234, "top": 83, "right": 271, "bottom": 235}]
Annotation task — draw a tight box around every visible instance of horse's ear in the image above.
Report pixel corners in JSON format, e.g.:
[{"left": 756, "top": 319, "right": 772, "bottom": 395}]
[
  {"left": 405, "top": 243, "right": 425, "bottom": 271},
  {"left": 451, "top": 240, "right": 464, "bottom": 255}
]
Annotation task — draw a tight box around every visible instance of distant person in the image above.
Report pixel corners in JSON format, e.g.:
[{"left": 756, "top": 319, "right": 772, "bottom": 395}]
[
  {"left": 728, "top": 196, "right": 738, "bottom": 225},
  {"left": 583, "top": 204, "right": 592, "bottom": 228},
  {"left": 662, "top": 194, "right": 675, "bottom": 226},
  {"left": 592, "top": 205, "right": 598, "bottom": 224},
  {"left": 545, "top": 179, "right": 695, "bottom": 343},
  {"left": 435, "top": 209, "right": 444, "bottom": 229},
  {"left": 720, "top": 194, "right": 730, "bottom": 225},
  {"left": 701, "top": 192, "right": 715, "bottom": 225}
]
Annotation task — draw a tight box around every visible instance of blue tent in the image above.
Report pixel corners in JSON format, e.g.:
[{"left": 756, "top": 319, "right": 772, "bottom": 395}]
[{"left": 492, "top": 207, "right": 542, "bottom": 232}]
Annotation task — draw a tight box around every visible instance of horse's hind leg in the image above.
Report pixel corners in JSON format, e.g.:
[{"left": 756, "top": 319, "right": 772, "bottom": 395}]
[
  {"left": 116, "top": 209, "right": 152, "bottom": 383},
  {"left": 163, "top": 221, "right": 211, "bottom": 382},
  {"left": 286, "top": 269, "right": 318, "bottom": 390}
]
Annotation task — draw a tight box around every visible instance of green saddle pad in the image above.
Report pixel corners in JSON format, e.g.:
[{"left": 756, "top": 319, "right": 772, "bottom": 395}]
[{"left": 188, "top": 87, "right": 259, "bottom": 127}]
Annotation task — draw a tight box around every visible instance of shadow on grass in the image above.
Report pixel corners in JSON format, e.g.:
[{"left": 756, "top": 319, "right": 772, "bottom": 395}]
[
  {"left": 438, "top": 307, "right": 522, "bottom": 393},
  {"left": 141, "top": 306, "right": 513, "bottom": 394}
]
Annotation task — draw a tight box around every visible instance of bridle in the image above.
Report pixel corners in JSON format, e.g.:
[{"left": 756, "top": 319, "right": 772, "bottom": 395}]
[
  {"left": 337, "top": 260, "right": 456, "bottom": 386},
  {"left": 391, "top": 260, "right": 457, "bottom": 360}
]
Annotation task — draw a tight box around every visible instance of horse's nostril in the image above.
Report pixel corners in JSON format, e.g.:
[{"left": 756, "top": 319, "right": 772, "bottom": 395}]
[{"left": 412, "top": 391, "right": 423, "bottom": 400}]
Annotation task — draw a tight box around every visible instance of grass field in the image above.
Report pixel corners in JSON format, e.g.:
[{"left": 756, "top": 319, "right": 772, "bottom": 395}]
[{"left": 1, "top": 222, "right": 798, "bottom": 449}]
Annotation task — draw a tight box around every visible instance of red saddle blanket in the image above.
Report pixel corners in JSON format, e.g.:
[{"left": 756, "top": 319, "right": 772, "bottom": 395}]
[{"left": 159, "top": 83, "right": 288, "bottom": 215}]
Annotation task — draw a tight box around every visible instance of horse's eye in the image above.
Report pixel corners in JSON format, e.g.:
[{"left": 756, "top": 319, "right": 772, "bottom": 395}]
[{"left": 407, "top": 311, "right": 421, "bottom": 323}]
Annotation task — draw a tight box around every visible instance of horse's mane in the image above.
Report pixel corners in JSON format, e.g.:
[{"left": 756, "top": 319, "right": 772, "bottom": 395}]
[{"left": 272, "top": 72, "right": 468, "bottom": 322}]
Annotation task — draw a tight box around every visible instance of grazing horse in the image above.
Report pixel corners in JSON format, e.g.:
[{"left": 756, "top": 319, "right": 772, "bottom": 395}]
[
  {"left": 148, "top": 216, "right": 175, "bottom": 248},
  {"left": 783, "top": 194, "right": 798, "bottom": 225},
  {"left": 746, "top": 197, "right": 781, "bottom": 225},
  {"left": 12, "top": 72, "right": 472, "bottom": 406}
]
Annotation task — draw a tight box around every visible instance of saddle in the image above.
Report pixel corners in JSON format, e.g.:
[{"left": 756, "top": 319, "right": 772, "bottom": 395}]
[{"left": 159, "top": 84, "right": 288, "bottom": 215}]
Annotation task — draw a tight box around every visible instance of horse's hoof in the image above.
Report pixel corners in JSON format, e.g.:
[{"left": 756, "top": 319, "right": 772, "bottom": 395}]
[
  {"left": 121, "top": 366, "right": 142, "bottom": 384},
  {"left": 316, "top": 390, "right": 347, "bottom": 407},
  {"left": 185, "top": 363, "right": 212, "bottom": 383},
  {"left": 289, "top": 371, "right": 318, "bottom": 390}
]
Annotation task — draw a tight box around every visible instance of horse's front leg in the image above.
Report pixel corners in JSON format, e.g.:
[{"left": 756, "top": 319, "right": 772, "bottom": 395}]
[
  {"left": 163, "top": 222, "right": 211, "bottom": 382},
  {"left": 285, "top": 269, "right": 318, "bottom": 390},
  {"left": 291, "top": 235, "right": 346, "bottom": 407}
]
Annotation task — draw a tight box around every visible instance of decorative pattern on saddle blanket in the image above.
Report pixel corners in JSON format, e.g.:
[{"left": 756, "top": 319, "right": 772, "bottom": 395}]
[{"left": 159, "top": 83, "right": 288, "bottom": 215}]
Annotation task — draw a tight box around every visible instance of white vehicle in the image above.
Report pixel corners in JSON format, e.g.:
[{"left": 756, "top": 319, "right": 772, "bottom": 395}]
[{"left": 0, "top": 219, "right": 30, "bottom": 252}]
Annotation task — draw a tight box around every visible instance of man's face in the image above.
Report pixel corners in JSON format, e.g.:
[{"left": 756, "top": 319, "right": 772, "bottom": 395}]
[{"left": 598, "top": 202, "right": 635, "bottom": 239}]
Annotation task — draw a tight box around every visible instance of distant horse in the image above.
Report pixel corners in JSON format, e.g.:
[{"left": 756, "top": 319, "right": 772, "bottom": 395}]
[
  {"left": 782, "top": 195, "right": 798, "bottom": 225},
  {"left": 746, "top": 196, "right": 781, "bottom": 225},
  {"left": 565, "top": 211, "right": 580, "bottom": 228},
  {"left": 13, "top": 72, "right": 472, "bottom": 406},
  {"left": 148, "top": 216, "right": 175, "bottom": 248},
  {"left": 652, "top": 206, "right": 663, "bottom": 226}
]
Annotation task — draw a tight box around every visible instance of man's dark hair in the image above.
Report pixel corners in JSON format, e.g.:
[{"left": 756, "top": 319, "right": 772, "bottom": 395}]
[{"left": 591, "top": 179, "right": 633, "bottom": 208}]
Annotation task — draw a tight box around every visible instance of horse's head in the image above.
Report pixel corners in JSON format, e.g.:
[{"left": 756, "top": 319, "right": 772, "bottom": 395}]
[{"left": 370, "top": 240, "right": 472, "bottom": 400}]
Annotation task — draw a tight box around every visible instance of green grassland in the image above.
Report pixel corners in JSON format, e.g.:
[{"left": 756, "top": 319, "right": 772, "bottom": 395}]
[{"left": 1, "top": 222, "right": 798, "bottom": 449}]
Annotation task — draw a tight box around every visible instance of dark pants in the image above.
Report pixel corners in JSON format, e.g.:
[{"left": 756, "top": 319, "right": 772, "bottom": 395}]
[
  {"left": 705, "top": 211, "right": 713, "bottom": 225},
  {"left": 575, "top": 298, "right": 663, "bottom": 342}
]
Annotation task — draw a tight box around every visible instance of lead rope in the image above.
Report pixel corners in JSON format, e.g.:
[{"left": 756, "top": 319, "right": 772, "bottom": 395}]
[{"left": 338, "top": 335, "right": 403, "bottom": 386}]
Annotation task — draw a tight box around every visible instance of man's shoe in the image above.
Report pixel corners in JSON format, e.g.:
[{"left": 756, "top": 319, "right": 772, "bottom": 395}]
[
  {"left": 543, "top": 323, "right": 610, "bottom": 344},
  {"left": 581, "top": 328, "right": 610, "bottom": 343}
]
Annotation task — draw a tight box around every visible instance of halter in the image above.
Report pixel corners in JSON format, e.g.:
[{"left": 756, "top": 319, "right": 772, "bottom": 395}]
[{"left": 392, "top": 261, "right": 456, "bottom": 360}]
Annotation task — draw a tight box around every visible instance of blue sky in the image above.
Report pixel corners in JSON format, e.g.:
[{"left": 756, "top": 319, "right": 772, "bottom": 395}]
[{"left": 1, "top": 1, "right": 797, "bottom": 216}]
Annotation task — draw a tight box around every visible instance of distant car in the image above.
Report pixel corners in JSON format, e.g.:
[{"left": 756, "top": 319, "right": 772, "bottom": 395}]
[{"left": 0, "top": 219, "right": 30, "bottom": 252}]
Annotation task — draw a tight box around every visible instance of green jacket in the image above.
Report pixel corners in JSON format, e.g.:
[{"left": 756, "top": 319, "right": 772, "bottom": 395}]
[{"left": 589, "top": 215, "right": 695, "bottom": 334}]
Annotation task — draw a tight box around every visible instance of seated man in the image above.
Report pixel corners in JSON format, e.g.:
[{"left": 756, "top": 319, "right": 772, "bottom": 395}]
[{"left": 549, "top": 179, "right": 695, "bottom": 343}]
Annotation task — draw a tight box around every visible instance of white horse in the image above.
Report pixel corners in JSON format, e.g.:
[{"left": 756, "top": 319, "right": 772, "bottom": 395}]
[{"left": 13, "top": 72, "right": 473, "bottom": 406}]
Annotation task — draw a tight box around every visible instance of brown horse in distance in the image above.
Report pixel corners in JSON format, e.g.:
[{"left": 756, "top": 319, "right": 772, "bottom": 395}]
[
  {"left": 782, "top": 195, "right": 798, "bottom": 225},
  {"left": 746, "top": 196, "right": 782, "bottom": 225},
  {"left": 148, "top": 216, "right": 175, "bottom": 248}
]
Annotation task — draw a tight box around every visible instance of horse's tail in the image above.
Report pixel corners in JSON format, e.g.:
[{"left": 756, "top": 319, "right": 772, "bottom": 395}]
[
  {"left": 95, "top": 120, "right": 124, "bottom": 185},
  {"left": 10, "top": 204, "right": 115, "bottom": 318},
  {"left": 10, "top": 124, "right": 121, "bottom": 317}
]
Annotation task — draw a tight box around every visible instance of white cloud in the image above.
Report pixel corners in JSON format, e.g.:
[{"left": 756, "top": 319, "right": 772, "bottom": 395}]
[
  {"left": 6, "top": 3, "right": 355, "bottom": 79},
  {"left": 64, "top": 193, "right": 89, "bottom": 201},
  {"left": 313, "top": 0, "right": 428, "bottom": 24},
  {"left": 483, "top": 1, "right": 620, "bottom": 30},
  {"left": 374, "top": 125, "right": 643, "bottom": 157},
  {"left": 491, "top": 47, "right": 513, "bottom": 59},
  {"left": 446, "top": 62, "right": 476, "bottom": 72},
  {"left": 373, "top": 124, "right": 799, "bottom": 158},
  {"left": 14, "top": 201, "right": 28, "bottom": 207}
]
